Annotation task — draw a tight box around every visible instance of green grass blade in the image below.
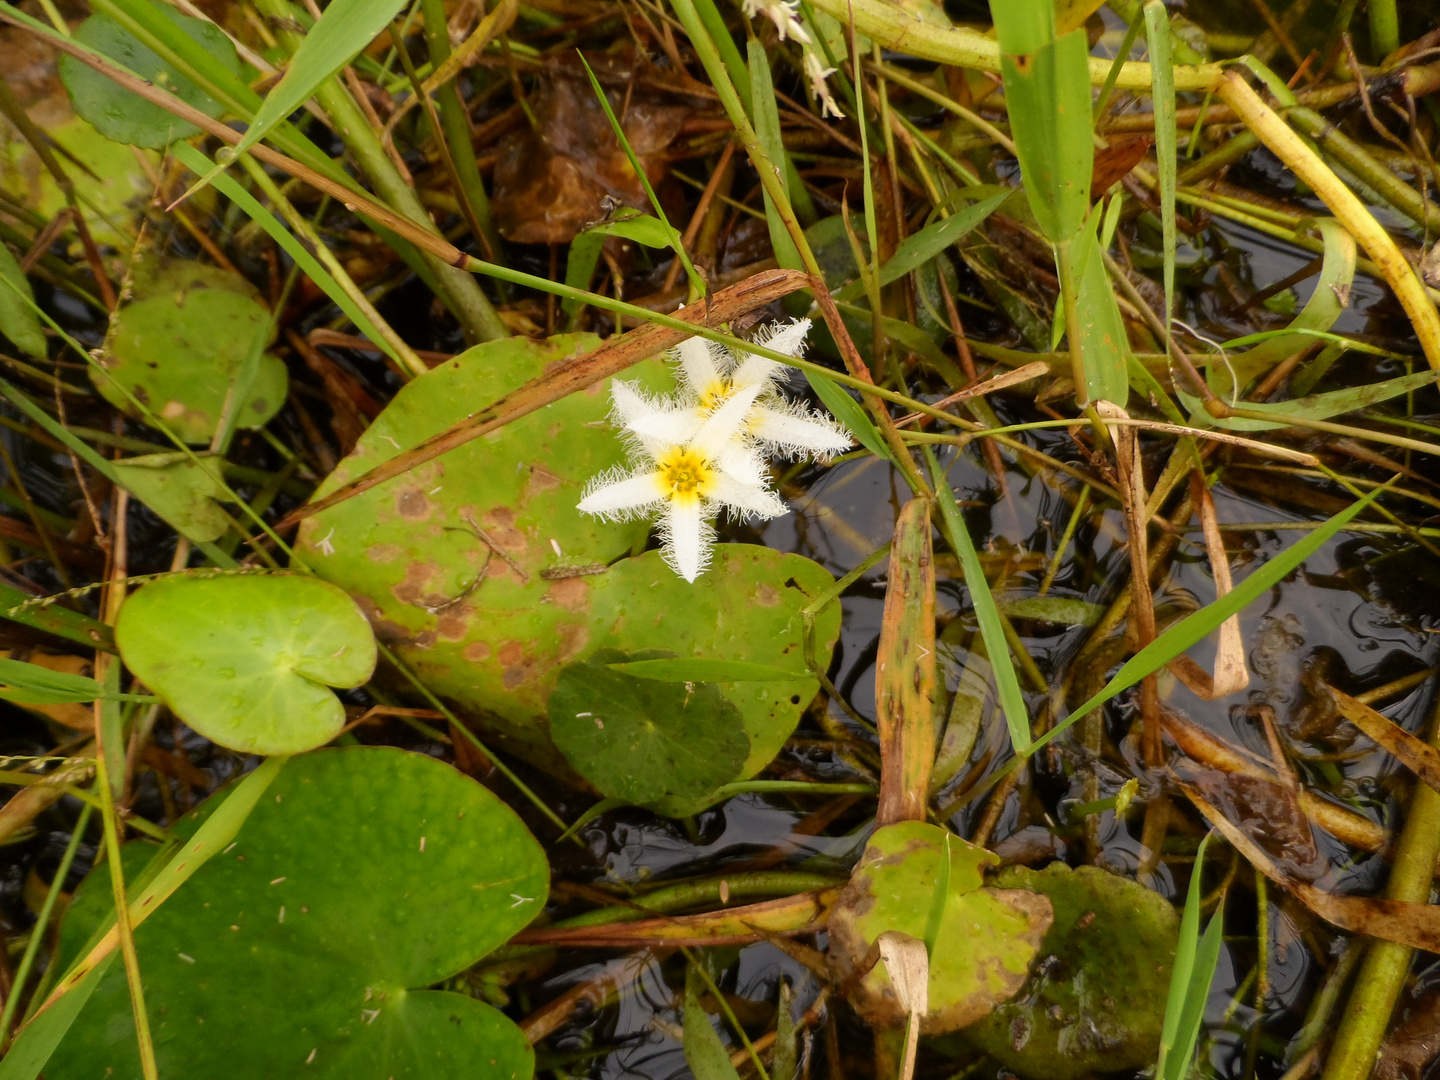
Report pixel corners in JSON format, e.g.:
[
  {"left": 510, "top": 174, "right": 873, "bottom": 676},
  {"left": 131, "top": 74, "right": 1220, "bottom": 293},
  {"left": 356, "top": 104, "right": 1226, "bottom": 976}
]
[
  {"left": 1156, "top": 831, "right": 1215, "bottom": 1080},
  {"left": 1143, "top": 0, "right": 1176, "bottom": 340},
  {"left": 927, "top": 447, "right": 1031, "bottom": 752},
  {"left": 563, "top": 211, "right": 673, "bottom": 325},
  {"left": 1168, "top": 907, "right": 1225, "bottom": 1080},
  {"left": 1200, "top": 367, "right": 1436, "bottom": 432},
  {"left": 1029, "top": 480, "right": 1388, "bottom": 756},
  {"left": 0, "top": 953, "right": 117, "bottom": 1080},
  {"left": 578, "top": 54, "right": 707, "bottom": 297},
  {"left": 187, "top": 0, "right": 410, "bottom": 195},
  {"left": 1073, "top": 218, "right": 1132, "bottom": 403},
  {"left": 804, "top": 370, "right": 892, "bottom": 462},
  {"left": 749, "top": 40, "right": 805, "bottom": 274},
  {"left": 606, "top": 659, "right": 807, "bottom": 682},
  {"left": 170, "top": 142, "right": 399, "bottom": 364},
  {"left": 995, "top": 27, "right": 1093, "bottom": 244},
  {"left": 832, "top": 189, "right": 1008, "bottom": 302}
]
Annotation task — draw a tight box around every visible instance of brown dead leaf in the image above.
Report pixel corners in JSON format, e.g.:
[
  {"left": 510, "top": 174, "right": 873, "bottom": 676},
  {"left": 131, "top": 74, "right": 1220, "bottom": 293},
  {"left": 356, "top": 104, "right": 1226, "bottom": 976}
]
[
  {"left": 491, "top": 50, "right": 697, "bottom": 244},
  {"left": 1091, "top": 135, "right": 1154, "bottom": 194},
  {"left": 1188, "top": 768, "right": 1326, "bottom": 881},
  {"left": 1375, "top": 990, "right": 1440, "bottom": 1080},
  {"left": 1329, "top": 686, "right": 1440, "bottom": 795}
]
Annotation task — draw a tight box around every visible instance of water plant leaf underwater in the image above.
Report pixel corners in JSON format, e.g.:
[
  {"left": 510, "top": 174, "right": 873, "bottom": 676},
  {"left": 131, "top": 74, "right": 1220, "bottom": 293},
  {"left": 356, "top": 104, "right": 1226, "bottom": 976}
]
[
  {"left": 115, "top": 573, "right": 377, "bottom": 755},
  {"left": 962, "top": 863, "right": 1180, "bottom": 1079},
  {"left": 43, "top": 746, "right": 547, "bottom": 1080}
]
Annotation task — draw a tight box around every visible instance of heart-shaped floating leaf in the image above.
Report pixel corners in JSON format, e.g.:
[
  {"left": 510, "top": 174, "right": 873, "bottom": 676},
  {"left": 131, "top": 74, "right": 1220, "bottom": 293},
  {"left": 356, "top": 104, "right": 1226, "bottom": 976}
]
[
  {"left": 45, "top": 746, "right": 547, "bottom": 1080},
  {"left": 59, "top": 8, "right": 242, "bottom": 150},
  {"left": 550, "top": 648, "right": 750, "bottom": 805},
  {"left": 293, "top": 335, "right": 840, "bottom": 784},
  {"left": 961, "top": 863, "right": 1179, "bottom": 1080},
  {"left": 112, "top": 452, "right": 231, "bottom": 543},
  {"left": 115, "top": 574, "right": 376, "bottom": 754},
  {"left": 828, "top": 821, "right": 1052, "bottom": 1033},
  {"left": 96, "top": 270, "right": 286, "bottom": 444}
]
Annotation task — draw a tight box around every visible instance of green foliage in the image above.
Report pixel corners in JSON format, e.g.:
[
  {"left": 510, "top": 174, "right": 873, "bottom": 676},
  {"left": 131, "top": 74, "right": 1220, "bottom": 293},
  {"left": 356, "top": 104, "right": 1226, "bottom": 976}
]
[
  {"left": 45, "top": 747, "right": 546, "bottom": 1080},
  {"left": 1157, "top": 834, "right": 1225, "bottom": 1080},
  {"left": 550, "top": 648, "right": 750, "bottom": 805},
  {"left": 296, "top": 336, "right": 839, "bottom": 784},
  {"left": 115, "top": 574, "right": 377, "bottom": 755},
  {"left": 684, "top": 964, "right": 743, "bottom": 1080},
  {"left": 0, "top": 656, "right": 150, "bottom": 704},
  {"left": 563, "top": 209, "right": 672, "bottom": 326},
  {"left": 111, "top": 452, "right": 231, "bottom": 543},
  {"left": 95, "top": 268, "right": 286, "bottom": 444},
  {"left": 828, "top": 821, "right": 1052, "bottom": 1033},
  {"left": 963, "top": 864, "right": 1180, "bottom": 1079},
  {"left": 59, "top": 7, "right": 239, "bottom": 149},
  {"left": 0, "top": 241, "right": 46, "bottom": 358}
]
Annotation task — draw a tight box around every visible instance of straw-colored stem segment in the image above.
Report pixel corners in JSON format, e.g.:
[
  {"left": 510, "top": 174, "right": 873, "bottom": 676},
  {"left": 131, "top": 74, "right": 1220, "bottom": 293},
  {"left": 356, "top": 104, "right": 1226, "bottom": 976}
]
[
  {"left": 1216, "top": 72, "right": 1440, "bottom": 371},
  {"left": 1320, "top": 694, "right": 1440, "bottom": 1080}
]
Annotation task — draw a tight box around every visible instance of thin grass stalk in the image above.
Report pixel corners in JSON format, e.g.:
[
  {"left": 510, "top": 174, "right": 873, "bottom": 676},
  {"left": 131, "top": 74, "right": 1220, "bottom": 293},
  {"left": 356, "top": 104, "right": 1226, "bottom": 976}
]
[
  {"left": 1320, "top": 692, "right": 1440, "bottom": 1080},
  {"left": 1367, "top": 0, "right": 1398, "bottom": 60},
  {"left": 1216, "top": 72, "right": 1440, "bottom": 368},
  {"left": 246, "top": 0, "right": 507, "bottom": 343},
  {"left": 418, "top": 0, "right": 500, "bottom": 259},
  {"left": 0, "top": 802, "right": 92, "bottom": 1050}
]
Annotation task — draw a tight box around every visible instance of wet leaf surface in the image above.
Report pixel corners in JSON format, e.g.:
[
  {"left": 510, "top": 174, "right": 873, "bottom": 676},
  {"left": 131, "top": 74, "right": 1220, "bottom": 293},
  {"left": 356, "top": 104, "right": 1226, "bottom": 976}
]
[
  {"left": 115, "top": 574, "right": 377, "bottom": 755},
  {"left": 59, "top": 8, "right": 239, "bottom": 149},
  {"left": 550, "top": 647, "right": 750, "bottom": 805},
  {"left": 96, "top": 267, "right": 286, "bottom": 444},
  {"left": 111, "top": 451, "right": 230, "bottom": 543},
  {"left": 297, "top": 335, "right": 839, "bottom": 782},
  {"left": 47, "top": 746, "right": 546, "bottom": 1080},
  {"left": 962, "top": 864, "right": 1180, "bottom": 1080},
  {"left": 828, "top": 821, "right": 1052, "bottom": 1033}
]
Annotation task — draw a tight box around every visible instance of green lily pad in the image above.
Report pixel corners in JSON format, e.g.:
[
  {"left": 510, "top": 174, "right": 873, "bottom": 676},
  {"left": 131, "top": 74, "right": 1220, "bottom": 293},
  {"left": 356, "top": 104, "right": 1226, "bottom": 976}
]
[
  {"left": 96, "top": 273, "right": 286, "bottom": 444},
  {"left": 47, "top": 746, "right": 546, "bottom": 1080},
  {"left": 550, "top": 648, "right": 750, "bottom": 805},
  {"left": 115, "top": 574, "right": 377, "bottom": 755},
  {"left": 962, "top": 864, "right": 1180, "bottom": 1080},
  {"left": 828, "top": 822, "right": 1052, "bottom": 1034},
  {"left": 59, "top": 8, "right": 242, "bottom": 150},
  {"left": 112, "top": 451, "right": 231, "bottom": 543},
  {"left": 295, "top": 335, "right": 839, "bottom": 788}
]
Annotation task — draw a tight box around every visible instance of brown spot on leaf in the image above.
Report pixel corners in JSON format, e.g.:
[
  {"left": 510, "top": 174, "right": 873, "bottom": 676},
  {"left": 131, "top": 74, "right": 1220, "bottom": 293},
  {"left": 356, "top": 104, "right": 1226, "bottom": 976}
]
[
  {"left": 464, "top": 641, "right": 493, "bottom": 663},
  {"left": 755, "top": 583, "right": 780, "bottom": 607},
  {"left": 546, "top": 576, "right": 590, "bottom": 612},
  {"left": 366, "top": 543, "right": 401, "bottom": 563},
  {"left": 396, "top": 488, "right": 431, "bottom": 520},
  {"left": 528, "top": 464, "right": 563, "bottom": 492}
]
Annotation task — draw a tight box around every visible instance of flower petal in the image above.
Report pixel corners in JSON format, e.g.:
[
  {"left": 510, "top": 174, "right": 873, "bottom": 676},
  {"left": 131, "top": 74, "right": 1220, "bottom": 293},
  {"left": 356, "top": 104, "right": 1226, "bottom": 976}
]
[
  {"left": 628, "top": 406, "right": 705, "bottom": 446},
  {"left": 661, "top": 497, "right": 713, "bottom": 581},
  {"left": 716, "top": 442, "right": 767, "bottom": 486},
  {"left": 577, "top": 469, "right": 666, "bottom": 519},
  {"left": 691, "top": 381, "right": 766, "bottom": 460},
  {"left": 749, "top": 403, "right": 852, "bottom": 457},
  {"left": 675, "top": 335, "right": 727, "bottom": 398},
  {"left": 710, "top": 474, "right": 788, "bottom": 521}
]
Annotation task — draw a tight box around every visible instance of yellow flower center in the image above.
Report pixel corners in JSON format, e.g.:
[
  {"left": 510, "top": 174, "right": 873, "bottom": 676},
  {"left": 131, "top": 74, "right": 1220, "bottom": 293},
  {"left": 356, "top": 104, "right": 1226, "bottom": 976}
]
[
  {"left": 658, "top": 447, "right": 714, "bottom": 503},
  {"left": 698, "top": 379, "right": 729, "bottom": 411}
]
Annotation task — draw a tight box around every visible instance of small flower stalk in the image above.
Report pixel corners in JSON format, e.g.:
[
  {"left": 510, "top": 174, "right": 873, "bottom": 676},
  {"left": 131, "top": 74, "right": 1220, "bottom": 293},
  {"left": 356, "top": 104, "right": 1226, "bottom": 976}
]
[{"left": 577, "top": 319, "right": 850, "bottom": 582}]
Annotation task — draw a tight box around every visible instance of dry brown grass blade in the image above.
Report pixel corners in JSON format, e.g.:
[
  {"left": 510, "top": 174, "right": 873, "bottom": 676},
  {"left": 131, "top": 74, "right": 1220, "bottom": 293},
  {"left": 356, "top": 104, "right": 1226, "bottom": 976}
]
[
  {"left": 507, "top": 887, "right": 840, "bottom": 948},
  {"left": 1330, "top": 687, "right": 1440, "bottom": 794},
  {"left": 1183, "top": 782, "right": 1440, "bottom": 951},
  {"left": 875, "top": 498, "right": 936, "bottom": 825},
  {"left": 1167, "top": 474, "right": 1249, "bottom": 699},
  {"left": 273, "top": 268, "right": 811, "bottom": 530}
]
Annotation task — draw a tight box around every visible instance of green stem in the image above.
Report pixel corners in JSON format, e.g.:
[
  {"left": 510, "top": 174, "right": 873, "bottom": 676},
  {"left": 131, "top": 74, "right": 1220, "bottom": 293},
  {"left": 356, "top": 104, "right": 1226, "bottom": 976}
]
[
  {"left": 1367, "top": 0, "right": 1399, "bottom": 61},
  {"left": 248, "top": 0, "right": 507, "bottom": 344},
  {"left": 1055, "top": 239, "right": 1087, "bottom": 401},
  {"left": 0, "top": 802, "right": 92, "bottom": 1050},
  {"left": 1320, "top": 693, "right": 1440, "bottom": 1080},
  {"left": 418, "top": 0, "right": 501, "bottom": 259}
]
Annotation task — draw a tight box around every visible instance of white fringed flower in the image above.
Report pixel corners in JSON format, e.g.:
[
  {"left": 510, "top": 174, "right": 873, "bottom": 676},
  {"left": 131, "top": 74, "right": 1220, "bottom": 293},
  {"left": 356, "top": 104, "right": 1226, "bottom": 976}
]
[
  {"left": 804, "top": 50, "right": 842, "bottom": 119},
  {"left": 577, "top": 380, "right": 787, "bottom": 582},
  {"left": 628, "top": 320, "right": 852, "bottom": 462},
  {"left": 741, "top": 0, "right": 810, "bottom": 42}
]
